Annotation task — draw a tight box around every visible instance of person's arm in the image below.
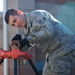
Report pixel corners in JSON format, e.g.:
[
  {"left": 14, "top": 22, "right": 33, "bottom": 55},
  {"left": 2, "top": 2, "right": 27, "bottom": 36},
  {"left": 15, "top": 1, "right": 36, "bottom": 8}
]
[{"left": 27, "top": 10, "right": 54, "bottom": 44}]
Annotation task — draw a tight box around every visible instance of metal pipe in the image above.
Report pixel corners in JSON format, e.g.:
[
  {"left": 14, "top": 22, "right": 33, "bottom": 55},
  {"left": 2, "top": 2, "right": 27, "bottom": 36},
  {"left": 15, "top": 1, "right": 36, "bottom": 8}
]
[
  {"left": 14, "top": 59, "right": 17, "bottom": 75},
  {"left": 28, "top": 59, "right": 40, "bottom": 75},
  {"left": 3, "top": 0, "right": 8, "bottom": 75}
]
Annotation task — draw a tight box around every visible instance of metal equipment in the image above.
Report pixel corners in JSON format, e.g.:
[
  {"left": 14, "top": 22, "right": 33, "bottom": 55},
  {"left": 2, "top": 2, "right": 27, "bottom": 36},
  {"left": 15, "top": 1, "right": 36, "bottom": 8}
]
[{"left": 0, "top": 46, "right": 40, "bottom": 75}]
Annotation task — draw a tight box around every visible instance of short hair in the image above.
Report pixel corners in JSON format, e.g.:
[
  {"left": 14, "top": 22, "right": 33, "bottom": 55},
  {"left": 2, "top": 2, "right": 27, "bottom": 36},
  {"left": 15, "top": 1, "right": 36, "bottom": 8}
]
[{"left": 5, "top": 8, "right": 18, "bottom": 24}]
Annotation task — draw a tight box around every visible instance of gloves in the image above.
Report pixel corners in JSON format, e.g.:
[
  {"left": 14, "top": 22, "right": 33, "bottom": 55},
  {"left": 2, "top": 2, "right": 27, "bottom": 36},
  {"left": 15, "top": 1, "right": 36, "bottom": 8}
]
[
  {"left": 11, "top": 34, "right": 31, "bottom": 50},
  {"left": 18, "top": 38, "right": 31, "bottom": 49},
  {"left": 11, "top": 34, "right": 22, "bottom": 41}
]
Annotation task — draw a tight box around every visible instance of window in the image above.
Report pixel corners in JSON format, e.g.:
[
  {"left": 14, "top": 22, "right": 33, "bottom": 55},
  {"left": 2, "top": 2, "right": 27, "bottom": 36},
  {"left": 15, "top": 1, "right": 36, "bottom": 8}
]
[{"left": 0, "top": 0, "right": 3, "bottom": 12}]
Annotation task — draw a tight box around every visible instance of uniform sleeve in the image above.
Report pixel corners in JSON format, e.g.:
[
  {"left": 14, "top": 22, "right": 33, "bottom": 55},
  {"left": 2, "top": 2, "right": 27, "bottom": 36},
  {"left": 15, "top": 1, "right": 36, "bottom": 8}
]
[{"left": 27, "top": 11, "right": 54, "bottom": 44}]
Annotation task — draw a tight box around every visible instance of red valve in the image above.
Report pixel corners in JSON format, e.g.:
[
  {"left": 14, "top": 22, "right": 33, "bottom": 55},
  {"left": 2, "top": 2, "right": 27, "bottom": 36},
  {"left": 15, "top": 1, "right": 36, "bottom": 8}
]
[{"left": 0, "top": 48, "right": 32, "bottom": 59}]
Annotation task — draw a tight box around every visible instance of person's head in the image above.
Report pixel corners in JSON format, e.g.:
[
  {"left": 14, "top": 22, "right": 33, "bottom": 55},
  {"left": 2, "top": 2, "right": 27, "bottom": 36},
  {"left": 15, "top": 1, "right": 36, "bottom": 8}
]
[{"left": 5, "top": 8, "right": 26, "bottom": 27}]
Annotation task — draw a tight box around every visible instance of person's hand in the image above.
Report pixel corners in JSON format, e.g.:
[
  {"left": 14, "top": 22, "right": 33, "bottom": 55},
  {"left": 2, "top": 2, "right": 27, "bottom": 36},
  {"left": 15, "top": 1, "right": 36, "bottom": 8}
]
[
  {"left": 18, "top": 38, "right": 31, "bottom": 49},
  {"left": 11, "top": 40, "right": 20, "bottom": 49},
  {"left": 11, "top": 34, "right": 21, "bottom": 50},
  {"left": 11, "top": 34, "right": 22, "bottom": 41},
  {"left": 11, "top": 34, "right": 31, "bottom": 50}
]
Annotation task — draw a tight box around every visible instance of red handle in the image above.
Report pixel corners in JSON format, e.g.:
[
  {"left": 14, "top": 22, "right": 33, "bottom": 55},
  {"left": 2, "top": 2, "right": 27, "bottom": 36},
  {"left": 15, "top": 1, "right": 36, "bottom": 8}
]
[{"left": 0, "top": 48, "right": 32, "bottom": 59}]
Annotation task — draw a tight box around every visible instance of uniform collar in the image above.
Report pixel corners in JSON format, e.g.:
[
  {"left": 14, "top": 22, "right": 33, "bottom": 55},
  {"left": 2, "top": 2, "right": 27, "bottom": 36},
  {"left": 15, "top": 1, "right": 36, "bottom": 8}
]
[
  {"left": 25, "top": 13, "right": 31, "bottom": 28},
  {"left": 24, "top": 13, "right": 31, "bottom": 34}
]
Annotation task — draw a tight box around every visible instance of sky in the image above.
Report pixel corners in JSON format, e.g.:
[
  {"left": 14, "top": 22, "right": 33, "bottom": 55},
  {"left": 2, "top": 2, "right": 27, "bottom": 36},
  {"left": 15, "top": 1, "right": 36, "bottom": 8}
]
[{"left": 0, "top": 0, "right": 3, "bottom": 11}]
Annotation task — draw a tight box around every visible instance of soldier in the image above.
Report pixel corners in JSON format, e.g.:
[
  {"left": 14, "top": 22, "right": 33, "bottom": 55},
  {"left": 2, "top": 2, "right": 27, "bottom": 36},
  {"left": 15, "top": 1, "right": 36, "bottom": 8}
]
[{"left": 4, "top": 8, "right": 75, "bottom": 75}]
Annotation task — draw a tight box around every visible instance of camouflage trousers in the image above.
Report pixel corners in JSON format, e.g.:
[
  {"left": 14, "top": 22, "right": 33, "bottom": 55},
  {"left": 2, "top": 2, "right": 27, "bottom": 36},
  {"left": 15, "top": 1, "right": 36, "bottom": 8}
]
[{"left": 42, "top": 50, "right": 75, "bottom": 75}]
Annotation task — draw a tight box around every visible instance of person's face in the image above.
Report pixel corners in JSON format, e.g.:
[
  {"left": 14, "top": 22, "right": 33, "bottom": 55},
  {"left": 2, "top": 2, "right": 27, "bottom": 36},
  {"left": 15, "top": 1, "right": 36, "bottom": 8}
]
[{"left": 8, "top": 15, "right": 25, "bottom": 27}]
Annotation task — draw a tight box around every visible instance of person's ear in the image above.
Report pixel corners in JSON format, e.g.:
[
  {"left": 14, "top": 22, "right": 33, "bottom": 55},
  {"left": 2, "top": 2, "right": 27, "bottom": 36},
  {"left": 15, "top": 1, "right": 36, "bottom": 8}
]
[{"left": 17, "top": 10, "right": 23, "bottom": 15}]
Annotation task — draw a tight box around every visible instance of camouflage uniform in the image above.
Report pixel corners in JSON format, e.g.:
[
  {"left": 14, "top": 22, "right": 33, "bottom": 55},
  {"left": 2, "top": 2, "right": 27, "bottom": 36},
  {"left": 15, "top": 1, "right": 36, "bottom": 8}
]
[{"left": 24, "top": 10, "right": 75, "bottom": 75}]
